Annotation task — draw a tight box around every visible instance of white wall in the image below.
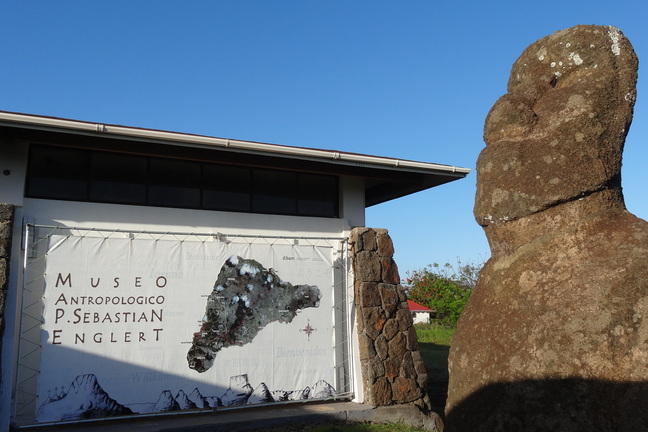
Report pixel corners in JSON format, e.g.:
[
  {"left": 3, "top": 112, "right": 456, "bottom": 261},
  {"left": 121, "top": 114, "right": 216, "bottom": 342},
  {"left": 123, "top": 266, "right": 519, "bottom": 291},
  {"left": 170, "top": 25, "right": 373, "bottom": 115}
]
[
  {"left": 412, "top": 311, "right": 430, "bottom": 324},
  {"left": 0, "top": 141, "right": 28, "bottom": 206},
  {"left": 339, "top": 176, "right": 365, "bottom": 228},
  {"left": 0, "top": 141, "right": 369, "bottom": 428},
  {"left": 22, "top": 198, "right": 351, "bottom": 238}
]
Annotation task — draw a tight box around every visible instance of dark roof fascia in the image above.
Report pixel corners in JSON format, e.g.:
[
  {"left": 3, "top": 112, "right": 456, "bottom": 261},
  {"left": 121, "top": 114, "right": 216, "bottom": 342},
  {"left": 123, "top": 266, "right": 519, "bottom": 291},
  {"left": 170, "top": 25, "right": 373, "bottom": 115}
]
[{"left": 0, "top": 111, "right": 470, "bottom": 207}]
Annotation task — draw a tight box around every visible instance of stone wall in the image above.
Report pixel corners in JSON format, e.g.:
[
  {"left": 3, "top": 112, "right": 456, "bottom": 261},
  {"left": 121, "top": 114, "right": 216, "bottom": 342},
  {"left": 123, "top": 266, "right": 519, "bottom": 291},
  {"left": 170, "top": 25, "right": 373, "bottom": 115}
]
[
  {"left": 0, "top": 204, "right": 14, "bottom": 362},
  {"left": 350, "top": 227, "right": 431, "bottom": 412}
]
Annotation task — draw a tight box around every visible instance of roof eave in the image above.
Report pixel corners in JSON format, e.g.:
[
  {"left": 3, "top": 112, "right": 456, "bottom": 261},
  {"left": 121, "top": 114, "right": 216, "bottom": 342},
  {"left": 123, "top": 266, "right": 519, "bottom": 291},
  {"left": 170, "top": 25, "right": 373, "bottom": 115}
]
[{"left": 0, "top": 110, "right": 471, "bottom": 207}]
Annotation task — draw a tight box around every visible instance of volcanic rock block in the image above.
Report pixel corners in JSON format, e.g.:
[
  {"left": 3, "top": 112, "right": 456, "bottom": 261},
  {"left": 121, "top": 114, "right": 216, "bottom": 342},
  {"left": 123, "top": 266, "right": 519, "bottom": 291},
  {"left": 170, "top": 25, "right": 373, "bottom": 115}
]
[
  {"left": 187, "top": 255, "right": 321, "bottom": 372},
  {"left": 446, "top": 25, "right": 648, "bottom": 431}
]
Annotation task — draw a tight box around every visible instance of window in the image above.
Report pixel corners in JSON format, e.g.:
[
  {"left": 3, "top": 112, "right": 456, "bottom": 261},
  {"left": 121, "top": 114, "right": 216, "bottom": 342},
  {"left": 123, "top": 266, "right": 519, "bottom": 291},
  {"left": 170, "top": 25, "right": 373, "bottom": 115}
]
[
  {"left": 252, "top": 169, "right": 297, "bottom": 215},
  {"left": 298, "top": 173, "right": 338, "bottom": 217},
  {"left": 26, "top": 146, "right": 89, "bottom": 201},
  {"left": 25, "top": 144, "right": 339, "bottom": 217},
  {"left": 149, "top": 158, "right": 201, "bottom": 208},
  {"left": 90, "top": 152, "right": 147, "bottom": 204},
  {"left": 202, "top": 165, "right": 251, "bottom": 212}
]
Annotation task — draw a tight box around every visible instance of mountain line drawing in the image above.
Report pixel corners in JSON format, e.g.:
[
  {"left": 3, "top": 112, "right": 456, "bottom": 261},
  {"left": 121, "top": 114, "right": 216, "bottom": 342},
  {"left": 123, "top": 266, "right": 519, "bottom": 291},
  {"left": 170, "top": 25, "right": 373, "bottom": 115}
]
[
  {"left": 36, "top": 374, "right": 133, "bottom": 422},
  {"left": 37, "top": 373, "right": 337, "bottom": 422}
]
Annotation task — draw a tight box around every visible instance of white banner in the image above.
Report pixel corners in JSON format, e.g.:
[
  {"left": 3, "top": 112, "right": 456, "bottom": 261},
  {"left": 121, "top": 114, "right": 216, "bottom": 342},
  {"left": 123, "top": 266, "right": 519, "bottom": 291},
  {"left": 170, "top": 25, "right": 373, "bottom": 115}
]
[{"left": 36, "top": 235, "right": 338, "bottom": 422}]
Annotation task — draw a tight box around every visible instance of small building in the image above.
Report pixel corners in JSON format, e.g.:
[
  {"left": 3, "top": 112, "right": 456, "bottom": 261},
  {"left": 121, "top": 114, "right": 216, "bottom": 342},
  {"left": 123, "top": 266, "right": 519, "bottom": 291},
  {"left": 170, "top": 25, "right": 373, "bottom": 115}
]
[
  {"left": 0, "top": 111, "right": 469, "bottom": 428},
  {"left": 408, "top": 300, "right": 433, "bottom": 324}
]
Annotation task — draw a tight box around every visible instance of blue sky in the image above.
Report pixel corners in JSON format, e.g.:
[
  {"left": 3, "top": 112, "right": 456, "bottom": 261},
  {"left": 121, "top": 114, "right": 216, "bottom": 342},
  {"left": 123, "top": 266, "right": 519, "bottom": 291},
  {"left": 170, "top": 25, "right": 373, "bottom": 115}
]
[{"left": 2, "top": 1, "right": 647, "bottom": 276}]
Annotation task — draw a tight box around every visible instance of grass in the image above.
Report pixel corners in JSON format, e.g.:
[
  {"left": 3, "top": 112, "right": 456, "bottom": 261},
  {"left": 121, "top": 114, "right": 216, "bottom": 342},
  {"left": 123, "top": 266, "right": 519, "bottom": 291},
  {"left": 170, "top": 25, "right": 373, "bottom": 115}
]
[
  {"left": 306, "top": 423, "right": 427, "bottom": 432},
  {"left": 413, "top": 323, "right": 455, "bottom": 345},
  {"left": 414, "top": 323, "right": 454, "bottom": 416},
  {"left": 257, "top": 422, "right": 427, "bottom": 432}
]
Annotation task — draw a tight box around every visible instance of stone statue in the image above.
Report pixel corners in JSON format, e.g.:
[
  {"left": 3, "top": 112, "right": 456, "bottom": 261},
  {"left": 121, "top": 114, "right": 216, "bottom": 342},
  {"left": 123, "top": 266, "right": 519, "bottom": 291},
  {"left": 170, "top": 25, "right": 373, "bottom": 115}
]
[{"left": 446, "top": 25, "right": 648, "bottom": 431}]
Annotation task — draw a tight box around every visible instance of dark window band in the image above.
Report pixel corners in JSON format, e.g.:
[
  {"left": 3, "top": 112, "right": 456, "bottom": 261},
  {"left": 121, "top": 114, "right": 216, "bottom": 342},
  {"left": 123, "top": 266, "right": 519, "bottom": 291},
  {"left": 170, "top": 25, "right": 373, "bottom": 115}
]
[{"left": 26, "top": 144, "right": 339, "bottom": 218}]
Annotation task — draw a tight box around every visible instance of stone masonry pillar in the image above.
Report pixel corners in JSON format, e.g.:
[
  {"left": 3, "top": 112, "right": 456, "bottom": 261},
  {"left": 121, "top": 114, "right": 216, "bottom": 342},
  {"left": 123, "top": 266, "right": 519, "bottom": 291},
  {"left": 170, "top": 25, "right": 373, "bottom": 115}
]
[
  {"left": 0, "top": 204, "right": 14, "bottom": 337},
  {"left": 0, "top": 204, "right": 15, "bottom": 378},
  {"left": 350, "top": 227, "right": 431, "bottom": 411}
]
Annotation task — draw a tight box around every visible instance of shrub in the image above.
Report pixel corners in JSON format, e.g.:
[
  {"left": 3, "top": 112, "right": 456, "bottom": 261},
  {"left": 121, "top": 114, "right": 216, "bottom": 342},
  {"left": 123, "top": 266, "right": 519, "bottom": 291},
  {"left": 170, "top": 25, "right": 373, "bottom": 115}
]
[{"left": 405, "top": 261, "right": 482, "bottom": 328}]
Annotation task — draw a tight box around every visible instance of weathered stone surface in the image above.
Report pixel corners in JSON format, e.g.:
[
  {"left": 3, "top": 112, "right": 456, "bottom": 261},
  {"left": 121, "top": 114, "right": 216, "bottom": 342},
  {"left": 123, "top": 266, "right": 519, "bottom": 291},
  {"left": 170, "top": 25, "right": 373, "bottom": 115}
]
[
  {"left": 447, "top": 25, "right": 648, "bottom": 431},
  {"left": 349, "top": 227, "right": 369, "bottom": 252},
  {"left": 0, "top": 221, "right": 12, "bottom": 257},
  {"left": 369, "top": 356, "right": 386, "bottom": 383},
  {"left": 384, "top": 358, "right": 400, "bottom": 381},
  {"left": 0, "top": 204, "right": 12, "bottom": 343},
  {"left": 412, "top": 350, "right": 428, "bottom": 388},
  {"left": 0, "top": 203, "right": 14, "bottom": 224},
  {"left": 392, "top": 377, "right": 421, "bottom": 404},
  {"left": 0, "top": 259, "right": 6, "bottom": 287},
  {"left": 380, "top": 257, "right": 400, "bottom": 284},
  {"left": 359, "top": 282, "right": 382, "bottom": 308},
  {"left": 475, "top": 25, "right": 636, "bottom": 225},
  {"left": 374, "top": 334, "right": 389, "bottom": 360},
  {"left": 405, "top": 324, "right": 419, "bottom": 352},
  {"left": 387, "top": 332, "right": 407, "bottom": 363},
  {"left": 372, "top": 377, "right": 392, "bottom": 406},
  {"left": 396, "top": 308, "right": 413, "bottom": 332},
  {"left": 355, "top": 250, "right": 381, "bottom": 282},
  {"left": 413, "top": 395, "right": 436, "bottom": 420},
  {"left": 379, "top": 283, "right": 399, "bottom": 317},
  {"left": 382, "top": 318, "right": 399, "bottom": 341},
  {"left": 361, "top": 307, "right": 387, "bottom": 340},
  {"left": 396, "top": 285, "right": 408, "bottom": 303},
  {"left": 376, "top": 229, "right": 394, "bottom": 257},
  {"left": 400, "top": 351, "right": 416, "bottom": 379},
  {"left": 362, "top": 229, "right": 377, "bottom": 251},
  {"left": 358, "top": 332, "right": 377, "bottom": 361}
]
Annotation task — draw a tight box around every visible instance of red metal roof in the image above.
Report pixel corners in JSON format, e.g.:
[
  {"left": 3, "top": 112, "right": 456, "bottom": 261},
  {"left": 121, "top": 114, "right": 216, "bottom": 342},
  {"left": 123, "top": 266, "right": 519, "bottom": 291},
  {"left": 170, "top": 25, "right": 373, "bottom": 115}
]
[{"left": 407, "top": 300, "right": 432, "bottom": 312}]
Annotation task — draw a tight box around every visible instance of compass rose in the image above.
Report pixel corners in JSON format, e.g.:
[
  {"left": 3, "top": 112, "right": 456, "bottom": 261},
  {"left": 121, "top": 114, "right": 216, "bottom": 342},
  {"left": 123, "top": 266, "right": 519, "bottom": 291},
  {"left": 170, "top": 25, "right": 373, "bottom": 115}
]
[{"left": 300, "top": 319, "right": 317, "bottom": 341}]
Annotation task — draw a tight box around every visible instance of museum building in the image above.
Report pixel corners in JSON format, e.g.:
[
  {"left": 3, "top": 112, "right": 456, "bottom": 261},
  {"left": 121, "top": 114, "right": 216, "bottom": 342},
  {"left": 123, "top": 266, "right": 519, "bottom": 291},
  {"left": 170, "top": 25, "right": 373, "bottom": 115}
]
[{"left": 0, "top": 111, "right": 468, "bottom": 429}]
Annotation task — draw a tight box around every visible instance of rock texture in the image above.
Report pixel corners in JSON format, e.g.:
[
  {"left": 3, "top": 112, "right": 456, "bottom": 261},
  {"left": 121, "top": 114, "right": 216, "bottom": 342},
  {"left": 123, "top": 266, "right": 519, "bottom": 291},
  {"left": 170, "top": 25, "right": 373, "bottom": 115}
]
[
  {"left": 446, "top": 26, "right": 648, "bottom": 431},
  {"left": 350, "top": 228, "right": 433, "bottom": 414},
  {"left": 0, "top": 204, "right": 13, "bottom": 379},
  {"left": 0, "top": 204, "right": 13, "bottom": 336}
]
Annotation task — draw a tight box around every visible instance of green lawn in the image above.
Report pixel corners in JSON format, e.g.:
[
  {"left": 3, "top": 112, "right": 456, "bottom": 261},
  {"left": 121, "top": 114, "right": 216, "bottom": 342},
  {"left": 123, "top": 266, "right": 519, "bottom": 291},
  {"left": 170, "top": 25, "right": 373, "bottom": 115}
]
[
  {"left": 413, "top": 323, "right": 454, "bottom": 345},
  {"left": 414, "top": 323, "right": 453, "bottom": 416},
  {"left": 306, "top": 423, "right": 427, "bottom": 432},
  {"left": 260, "top": 422, "right": 427, "bottom": 432}
]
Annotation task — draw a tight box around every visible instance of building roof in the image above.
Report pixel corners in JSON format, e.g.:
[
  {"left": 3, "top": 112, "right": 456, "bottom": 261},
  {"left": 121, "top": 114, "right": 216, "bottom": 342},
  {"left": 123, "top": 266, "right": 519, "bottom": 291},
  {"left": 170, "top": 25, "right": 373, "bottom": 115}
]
[
  {"left": 0, "top": 110, "right": 470, "bottom": 207},
  {"left": 407, "top": 300, "right": 432, "bottom": 312}
]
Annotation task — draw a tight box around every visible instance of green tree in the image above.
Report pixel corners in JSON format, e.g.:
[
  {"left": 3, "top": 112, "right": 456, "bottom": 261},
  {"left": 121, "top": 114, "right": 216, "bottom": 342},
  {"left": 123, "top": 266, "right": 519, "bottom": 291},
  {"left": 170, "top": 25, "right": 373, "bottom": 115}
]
[{"left": 404, "top": 260, "right": 483, "bottom": 328}]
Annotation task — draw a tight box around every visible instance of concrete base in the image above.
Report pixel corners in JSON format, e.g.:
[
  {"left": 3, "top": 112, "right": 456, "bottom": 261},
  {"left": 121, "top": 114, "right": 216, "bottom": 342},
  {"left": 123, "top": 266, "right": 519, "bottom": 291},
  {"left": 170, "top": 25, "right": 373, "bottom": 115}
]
[{"left": 30, "top": 402, "right": 443, "bottom": 432}]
